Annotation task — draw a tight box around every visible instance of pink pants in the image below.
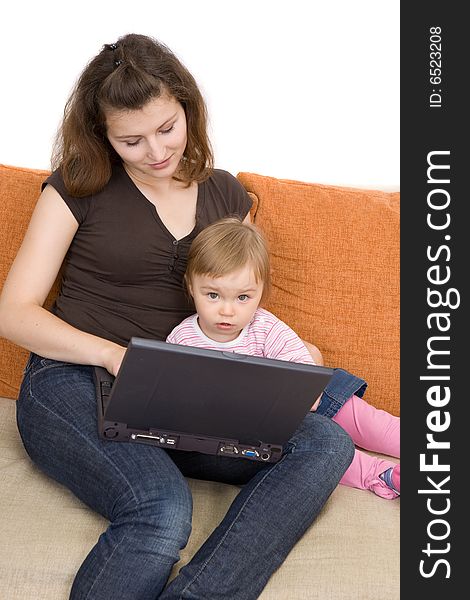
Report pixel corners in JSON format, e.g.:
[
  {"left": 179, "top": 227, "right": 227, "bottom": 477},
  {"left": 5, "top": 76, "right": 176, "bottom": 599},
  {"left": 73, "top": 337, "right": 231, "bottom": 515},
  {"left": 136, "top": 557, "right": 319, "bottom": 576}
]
[{"left": 331, "top": 395, "right": 400, "bottom": 499}]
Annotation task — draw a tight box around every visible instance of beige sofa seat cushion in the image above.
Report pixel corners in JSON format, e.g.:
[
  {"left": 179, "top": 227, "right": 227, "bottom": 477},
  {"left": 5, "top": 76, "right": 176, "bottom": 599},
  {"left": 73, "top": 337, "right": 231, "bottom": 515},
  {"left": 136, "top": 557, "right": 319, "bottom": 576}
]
[{"left": 0, "top": 397, "right": 399, "bottom": 600}]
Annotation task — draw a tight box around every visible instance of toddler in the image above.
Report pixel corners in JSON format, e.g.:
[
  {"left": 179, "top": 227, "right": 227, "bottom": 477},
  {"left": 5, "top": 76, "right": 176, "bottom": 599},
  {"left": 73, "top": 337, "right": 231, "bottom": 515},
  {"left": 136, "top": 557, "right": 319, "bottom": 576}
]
[{"left": 167, "top": 218, "right": 400, "bottom": 499}]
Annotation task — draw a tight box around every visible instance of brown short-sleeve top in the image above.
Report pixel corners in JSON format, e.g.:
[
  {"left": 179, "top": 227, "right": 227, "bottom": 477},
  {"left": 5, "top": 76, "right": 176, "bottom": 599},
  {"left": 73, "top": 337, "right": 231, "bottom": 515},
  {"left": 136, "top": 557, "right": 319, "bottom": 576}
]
[{"left": 44, "top": 164, "right": 252, "bottom": 346}]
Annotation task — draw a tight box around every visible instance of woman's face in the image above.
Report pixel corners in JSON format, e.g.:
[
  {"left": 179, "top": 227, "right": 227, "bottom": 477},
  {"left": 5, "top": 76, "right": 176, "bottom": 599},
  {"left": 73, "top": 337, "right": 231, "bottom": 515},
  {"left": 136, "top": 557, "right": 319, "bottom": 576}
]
[{"left": 105, "top": 95, "right": 188, "bottom": 181}]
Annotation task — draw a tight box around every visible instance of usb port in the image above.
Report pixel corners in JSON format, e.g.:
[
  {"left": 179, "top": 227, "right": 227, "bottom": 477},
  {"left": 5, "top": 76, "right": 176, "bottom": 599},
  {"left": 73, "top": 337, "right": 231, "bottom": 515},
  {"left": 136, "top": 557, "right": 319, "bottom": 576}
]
[{"left": 166, "top": 437, "right": 177, "bottom": 445}]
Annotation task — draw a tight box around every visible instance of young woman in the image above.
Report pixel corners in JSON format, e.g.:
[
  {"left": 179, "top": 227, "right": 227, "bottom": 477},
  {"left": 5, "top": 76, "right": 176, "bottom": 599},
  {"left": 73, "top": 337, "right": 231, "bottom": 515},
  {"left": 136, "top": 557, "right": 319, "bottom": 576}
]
[{"left": 0, "top": 34, "right": 354, "bottom": 599}]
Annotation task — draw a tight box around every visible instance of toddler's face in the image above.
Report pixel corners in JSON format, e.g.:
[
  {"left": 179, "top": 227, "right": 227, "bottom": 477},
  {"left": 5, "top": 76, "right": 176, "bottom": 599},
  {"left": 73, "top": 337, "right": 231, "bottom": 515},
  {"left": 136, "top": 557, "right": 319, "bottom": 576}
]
[{"left": 189, "top": 266, "right": 263, "bottom": 343}]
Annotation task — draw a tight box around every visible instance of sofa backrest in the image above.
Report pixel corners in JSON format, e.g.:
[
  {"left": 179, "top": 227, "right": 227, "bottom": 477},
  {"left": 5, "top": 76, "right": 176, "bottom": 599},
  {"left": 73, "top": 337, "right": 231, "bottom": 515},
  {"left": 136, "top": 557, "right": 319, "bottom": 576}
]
[
  {"left": 0, "top": 164, "right": 399, "bottom": 416},
  {"left": 0, "top": 165, "right": 61, "bottom": 398},
  {"left": 238, "top": 172, "right": 400, "bottom": 416}
]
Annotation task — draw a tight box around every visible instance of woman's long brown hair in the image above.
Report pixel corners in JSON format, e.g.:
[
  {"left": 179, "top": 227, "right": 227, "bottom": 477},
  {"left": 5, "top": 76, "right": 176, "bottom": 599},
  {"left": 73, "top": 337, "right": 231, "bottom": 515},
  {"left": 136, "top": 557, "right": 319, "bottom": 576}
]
[{"left": 52, "top": 34, "right": 213, "bottom": 197}]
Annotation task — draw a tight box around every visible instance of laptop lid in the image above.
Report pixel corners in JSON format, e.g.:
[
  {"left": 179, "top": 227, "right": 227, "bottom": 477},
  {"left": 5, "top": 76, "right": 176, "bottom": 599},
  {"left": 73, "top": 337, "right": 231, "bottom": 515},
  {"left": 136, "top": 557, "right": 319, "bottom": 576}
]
[{"left": 96, "top": 337, "right": 334, "bottom": 463}]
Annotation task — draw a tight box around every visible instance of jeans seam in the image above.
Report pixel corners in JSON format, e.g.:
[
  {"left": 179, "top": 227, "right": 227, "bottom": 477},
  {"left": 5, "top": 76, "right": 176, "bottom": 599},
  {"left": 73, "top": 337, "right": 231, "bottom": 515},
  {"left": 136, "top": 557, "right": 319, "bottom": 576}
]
[
  {"left": 25, "top": 374, "right": 140, "bottom": 599},
  {"left": 84, "top": 531, "right": 134, "bottom": 600},
  {"left": 29, "top": 360, "right": 71, "bottom": 377},
  {"left": 178, "top": 452, "right": 290, "bottom": 598},
  {"left": 317, "top": 392, "right": 344, "bottom": 418}
]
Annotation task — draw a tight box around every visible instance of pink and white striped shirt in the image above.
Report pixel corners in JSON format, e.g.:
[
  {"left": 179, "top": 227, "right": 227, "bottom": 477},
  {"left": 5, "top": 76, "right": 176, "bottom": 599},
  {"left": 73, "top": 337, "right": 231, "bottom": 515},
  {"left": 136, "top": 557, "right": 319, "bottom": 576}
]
[{"left": 166, "top": 307, "right": 315, "bottom": 365}]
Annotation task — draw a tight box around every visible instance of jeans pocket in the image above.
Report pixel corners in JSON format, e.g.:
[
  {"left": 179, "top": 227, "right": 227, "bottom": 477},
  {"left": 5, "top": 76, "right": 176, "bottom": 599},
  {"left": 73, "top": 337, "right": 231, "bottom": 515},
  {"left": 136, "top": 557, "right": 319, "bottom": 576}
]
[
  {"left": 29, "top": 356, "right": 70, "bottom": 378},
  {"left": 22, "top": 353, "right": 35, "bottom": 376}
]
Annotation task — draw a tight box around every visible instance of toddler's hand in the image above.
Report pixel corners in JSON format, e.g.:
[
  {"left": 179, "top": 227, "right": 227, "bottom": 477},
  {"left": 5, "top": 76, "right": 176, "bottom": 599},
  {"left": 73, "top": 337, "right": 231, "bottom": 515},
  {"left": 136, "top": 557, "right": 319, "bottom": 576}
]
[{"left": 310, "top": 394, "right": 321, "bottom": 411}]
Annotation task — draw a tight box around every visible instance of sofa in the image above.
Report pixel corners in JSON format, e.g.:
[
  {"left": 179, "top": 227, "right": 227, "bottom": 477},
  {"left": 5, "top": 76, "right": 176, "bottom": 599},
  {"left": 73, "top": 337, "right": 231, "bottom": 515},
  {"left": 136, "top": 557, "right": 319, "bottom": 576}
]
[{"left": 0, "top": 163, "right": 400, "bottom": 599}]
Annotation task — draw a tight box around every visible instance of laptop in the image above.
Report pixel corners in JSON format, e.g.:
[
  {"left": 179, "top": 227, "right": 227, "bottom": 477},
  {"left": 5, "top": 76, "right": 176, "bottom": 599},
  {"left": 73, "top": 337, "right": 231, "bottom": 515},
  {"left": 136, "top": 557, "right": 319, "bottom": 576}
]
[{"left": 94, "top": 337, "right": 334, "bottom": 463}]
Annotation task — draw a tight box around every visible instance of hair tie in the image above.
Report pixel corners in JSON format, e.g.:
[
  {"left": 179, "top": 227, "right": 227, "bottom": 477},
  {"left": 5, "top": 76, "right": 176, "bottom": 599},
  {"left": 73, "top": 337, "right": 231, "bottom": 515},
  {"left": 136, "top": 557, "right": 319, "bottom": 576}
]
[{"left": 104, "top": 43, "right": 123, "bottom": 67}]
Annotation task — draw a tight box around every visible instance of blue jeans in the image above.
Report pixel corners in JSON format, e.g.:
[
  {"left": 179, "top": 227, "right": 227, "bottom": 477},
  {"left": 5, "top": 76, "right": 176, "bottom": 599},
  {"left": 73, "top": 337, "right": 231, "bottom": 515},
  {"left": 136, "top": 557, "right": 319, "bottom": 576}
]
[
  {"left": 316, "top": 368, "right": 368, "bottom": 418},
  {"left": 17, "top": 354, "right": 354, "bottom": 600}
]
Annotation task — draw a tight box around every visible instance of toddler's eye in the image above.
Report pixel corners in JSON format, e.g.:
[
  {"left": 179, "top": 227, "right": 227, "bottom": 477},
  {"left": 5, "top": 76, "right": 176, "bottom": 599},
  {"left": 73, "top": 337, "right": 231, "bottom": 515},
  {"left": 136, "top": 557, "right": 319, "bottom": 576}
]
[
  {"left": 238, "top": 294, "right": 249, "bottom": 302},
  {"left": 208, "top": 292, "right": 218, "bottom": 300}
]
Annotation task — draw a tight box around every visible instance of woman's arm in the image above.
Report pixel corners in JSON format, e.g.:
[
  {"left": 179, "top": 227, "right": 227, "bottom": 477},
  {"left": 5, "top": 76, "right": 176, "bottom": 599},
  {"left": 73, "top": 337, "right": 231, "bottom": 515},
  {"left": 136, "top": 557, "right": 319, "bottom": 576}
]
[{"left": 0, "top": 185, "right": 125, "bottom": 375}]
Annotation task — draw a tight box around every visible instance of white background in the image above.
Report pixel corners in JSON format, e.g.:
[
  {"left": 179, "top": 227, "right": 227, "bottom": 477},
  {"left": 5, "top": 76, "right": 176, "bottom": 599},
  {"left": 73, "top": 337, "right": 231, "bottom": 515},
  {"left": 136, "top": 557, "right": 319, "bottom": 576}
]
[{"left": 1, "top": 0, "right": 399, "bottom": 190}]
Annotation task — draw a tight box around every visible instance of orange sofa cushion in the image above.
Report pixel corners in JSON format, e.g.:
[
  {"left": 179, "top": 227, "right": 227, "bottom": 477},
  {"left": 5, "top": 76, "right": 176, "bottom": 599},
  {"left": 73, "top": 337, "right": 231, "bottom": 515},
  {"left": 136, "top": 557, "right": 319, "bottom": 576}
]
[
  {"left": 0, "top": 165, "right": 399, "bottom": 417},
  {"left": 0, "top": 165, "right": 57, "bottom": 398},
  {"left": 237, "top": 172, "right": 400, "bottom": 416}
]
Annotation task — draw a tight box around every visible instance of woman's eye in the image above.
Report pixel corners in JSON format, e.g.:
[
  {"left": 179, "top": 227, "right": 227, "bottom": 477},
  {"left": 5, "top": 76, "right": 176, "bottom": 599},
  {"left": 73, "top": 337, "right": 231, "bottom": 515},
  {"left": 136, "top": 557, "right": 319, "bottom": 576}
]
[
  {"left": 160, "top": 125, "right": 175, "bottom": 135},
  {"left": 126, "top": 140, "right": 140, "bottom": 147},
  {"left": 208, "top": 292, "right": 218, "bottom": 299}
]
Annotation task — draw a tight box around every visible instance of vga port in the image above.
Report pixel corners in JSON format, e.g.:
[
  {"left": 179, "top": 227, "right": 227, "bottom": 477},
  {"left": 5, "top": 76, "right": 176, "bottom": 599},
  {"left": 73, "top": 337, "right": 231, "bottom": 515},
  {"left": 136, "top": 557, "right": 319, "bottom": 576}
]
[{"left": 241, "top": 449, "right": 260, "bottom": 458}]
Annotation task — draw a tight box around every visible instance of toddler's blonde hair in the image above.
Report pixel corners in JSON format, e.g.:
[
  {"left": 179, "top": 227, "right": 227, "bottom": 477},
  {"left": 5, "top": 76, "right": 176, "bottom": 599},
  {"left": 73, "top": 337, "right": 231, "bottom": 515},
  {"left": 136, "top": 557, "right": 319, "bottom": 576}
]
[{"left": 185, "top": 217, "right": 271, "bottom": 302}]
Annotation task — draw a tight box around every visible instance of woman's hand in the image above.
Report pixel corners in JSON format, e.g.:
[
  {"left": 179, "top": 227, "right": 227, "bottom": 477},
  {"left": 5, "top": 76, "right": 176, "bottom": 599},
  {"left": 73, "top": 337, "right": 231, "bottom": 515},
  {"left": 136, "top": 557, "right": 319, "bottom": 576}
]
[{"left": 101, "top": 343, "right": 127, "bottom": 377}]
